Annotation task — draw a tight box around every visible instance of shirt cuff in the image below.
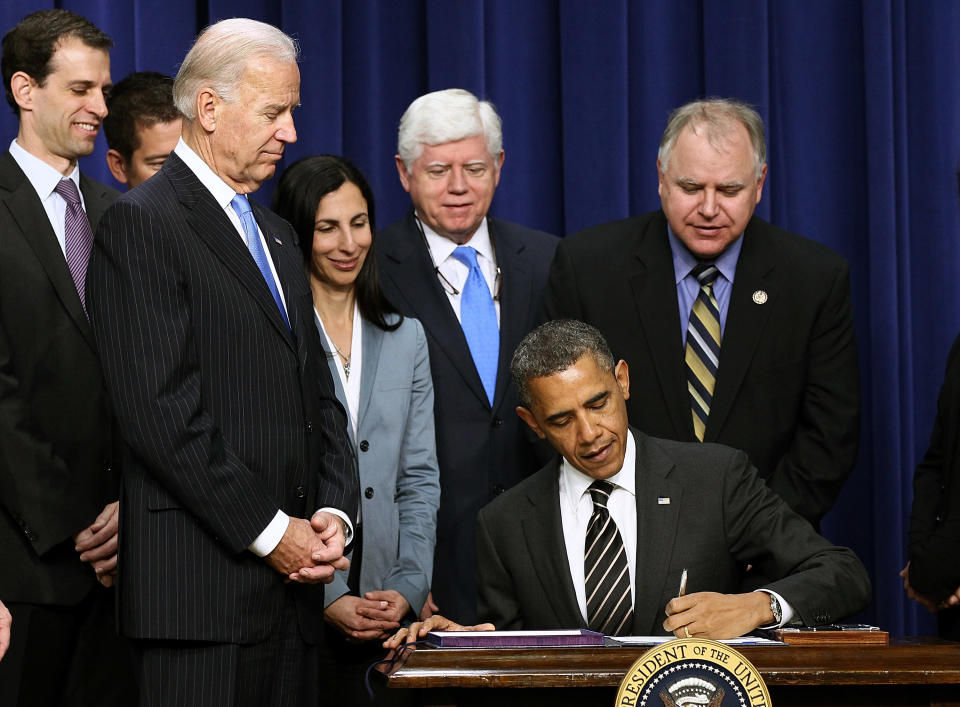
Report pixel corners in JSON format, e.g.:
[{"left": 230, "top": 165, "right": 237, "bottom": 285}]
[
  {"left": 754, "top": 589, "right": 795, "bottom": 629},
  {"left": 316, "top": 507, "right": 354, "bottom": 544},
  {"left": 248, "top": 510, "right": 289, "bottom": 557}
]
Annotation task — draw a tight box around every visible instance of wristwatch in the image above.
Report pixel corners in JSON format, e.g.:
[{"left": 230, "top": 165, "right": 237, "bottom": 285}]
[{"left": 769, "top": 594, "right": 782, "bottom": 625}]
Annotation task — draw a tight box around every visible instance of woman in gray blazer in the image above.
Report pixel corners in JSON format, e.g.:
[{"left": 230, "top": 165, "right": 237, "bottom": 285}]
[{"left": 275, "top": 156, "right": 440, "bottom": 703}]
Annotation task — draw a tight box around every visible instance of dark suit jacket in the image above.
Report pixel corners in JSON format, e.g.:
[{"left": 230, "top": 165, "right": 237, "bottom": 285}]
[
  {"left": 476, "top": 429, "right": 871, "bottom": 633},
  {"left": 377, "top": 212, "right": 557, "bottom": 621},
  {"left": 0, "top": 150, "right": 119, "bottom": 606},
  {"left": 909, "top": 333, "right": 960, "bottom": 639},
  {"left": 544, "top": 210, "right": 859, "bottom": 527},
  {"left": 87, "top": 152, "right": 356, "bottom": 643}
]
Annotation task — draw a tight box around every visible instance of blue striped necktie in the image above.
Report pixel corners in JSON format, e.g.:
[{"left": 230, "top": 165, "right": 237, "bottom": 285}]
[
  {"left": 685, "top": 263, "right": 721, "bottom": 441},
  {"left": 230, "top": 194, "right": 290, "bottom": 330},
  {"left": 451, "top": 245, "right": 499, "bottom": 405}
]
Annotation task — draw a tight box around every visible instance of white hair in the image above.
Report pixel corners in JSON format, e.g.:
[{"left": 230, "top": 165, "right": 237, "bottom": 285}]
[
  {"left": 658, "top": 98, "right": 767, "bottom": 180},
  {"left": 173, "top": 18, "right": 298, "bottom": 120},
  {"left": 397, "top": 88, "right": 503, "bottom": 171}
]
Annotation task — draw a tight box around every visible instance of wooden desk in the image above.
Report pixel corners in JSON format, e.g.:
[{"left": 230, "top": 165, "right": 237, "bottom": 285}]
[{"left": 383, "top": 637, "right": 960, "bottom": 706}]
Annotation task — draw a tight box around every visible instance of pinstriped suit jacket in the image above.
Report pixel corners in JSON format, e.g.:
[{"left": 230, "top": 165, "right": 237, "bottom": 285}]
[{"left": 87, "top": 153, "right": 357, "bottom": 643}]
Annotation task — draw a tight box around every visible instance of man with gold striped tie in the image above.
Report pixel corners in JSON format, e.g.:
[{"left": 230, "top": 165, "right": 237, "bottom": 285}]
[{"left": 545, "top": 98, "right": 858, "bottom": 531}]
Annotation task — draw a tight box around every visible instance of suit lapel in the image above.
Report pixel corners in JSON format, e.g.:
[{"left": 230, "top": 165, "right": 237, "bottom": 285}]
[
  {"left": 0, "top": 152, "right": 94, "bottom": 348},
  {"left": 357, "top": 317, "right": 382, "bottom": 430},
  {"left": 165, "top": 154, "right": 295, "bottom": 352},
  {"left": 628, "top": 213, "right": 691, "bottom": 438},
  {"left": 631, "top": 429, "right": 683, "bottom": 635},
  {"left": 520, "top": 459, "right": 585, "bottom": 629},
  {"left": 706, "top": 225, "right": 777, "bottom": 441},
  {"left": 380, "top": 212, "right": 490, "bottom": 407},
  {"left": 490, "top": 218, "right": 530, "bottom": 413}
]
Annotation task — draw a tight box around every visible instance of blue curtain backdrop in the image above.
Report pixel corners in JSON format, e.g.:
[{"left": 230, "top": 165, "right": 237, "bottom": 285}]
[{"left": 3, "top": 0, "right": 958, "bottom": 637}]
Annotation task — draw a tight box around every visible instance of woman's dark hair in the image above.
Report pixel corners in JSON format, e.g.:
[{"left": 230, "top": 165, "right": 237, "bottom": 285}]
[{"left": 273, "top": 155, "right": 401, "bottom": 331}]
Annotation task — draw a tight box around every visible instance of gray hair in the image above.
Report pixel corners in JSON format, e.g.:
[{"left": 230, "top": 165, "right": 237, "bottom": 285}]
[
  {"left": 173, "top": 18, "right": 298, "bottom": 120},
  {"left": 658, "top": 98, "right": 767, "bottom": 180},
  {"left": 397, "top": 88, "right": 503, "bottom": 171},
  {"left": 511, "top": 320, "right": 616, "bottom": 408}
]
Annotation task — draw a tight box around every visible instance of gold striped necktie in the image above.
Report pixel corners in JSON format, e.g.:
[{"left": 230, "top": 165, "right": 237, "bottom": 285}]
[{"left": 685, "top": 264, "right": 721, "bottom": 441}]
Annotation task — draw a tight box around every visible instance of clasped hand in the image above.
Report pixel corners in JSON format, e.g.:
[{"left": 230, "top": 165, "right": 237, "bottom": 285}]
[
  {"left": 266, "top": 511, "right": 349, "bottom": 583},
  {"left": 73, "top": 501, "right": 119, "bottom": 587}
]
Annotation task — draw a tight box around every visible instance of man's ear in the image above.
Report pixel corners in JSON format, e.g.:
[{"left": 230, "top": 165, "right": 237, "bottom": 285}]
[
  {"left": 105, "top": 149, "right": 129, "bottom": 185},
  {"left": 516, "top": 406, "right": 545, "bottom": 439},
  {"left": 395, "top": 155, "right": 411, "bottom": 192},
  {"left": 195, "top": 88, "right": 218, "bottom": 133},
  {"left": 614, "top": 359, "right": 630, "bottom": 401},
  {"left": 10, "top": 72, "right": 34, "bottom": 113}
]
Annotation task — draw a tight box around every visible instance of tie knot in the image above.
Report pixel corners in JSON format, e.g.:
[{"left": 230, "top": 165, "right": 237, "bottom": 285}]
[
  {"left": 587, "top": 480, "right": 615, "bottom": 509},
  {"left": 231, "top": 193, "right": 252, "bottom": 217},
  {"left": 54, "top": 179, "right": 81, "bottom": 206},
  {"left": 451, "top": 245, "right": 481, "bottom": 270},
  {"left": 692, "top": 263, "right": 720, "bottom": 287}
]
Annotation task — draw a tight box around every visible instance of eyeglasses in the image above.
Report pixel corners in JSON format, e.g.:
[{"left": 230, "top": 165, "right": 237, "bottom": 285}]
[{"left": 416, "top": 216, "right": 502, "bottom": 301}]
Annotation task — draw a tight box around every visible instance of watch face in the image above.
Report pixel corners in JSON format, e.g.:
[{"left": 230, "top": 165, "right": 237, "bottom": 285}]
[{"left": 770, "top": 595, "right": 782, "bottom": 623}]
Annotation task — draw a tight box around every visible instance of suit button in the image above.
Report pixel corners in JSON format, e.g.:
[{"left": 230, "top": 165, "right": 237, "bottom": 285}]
[
  {"left": 359, "top": 440, "right": 369, "bottom": 452},
  {"left": 295, "top": 486, "right": 305, "bottom": 498},
  {"left": 936, "top": 515, "right": 943, "bottom": 522},
  {"left": 364, "top": 487, "right": 374, "bottom": 499},
  {"left": 491, "top": 417, "right": 502, "bottom": 428},
  {"left": 305, "top": 421, "right": 314, "bottom": 434},
  {"left": 494, "top": 484, "right": 506, "bottom": 495}
]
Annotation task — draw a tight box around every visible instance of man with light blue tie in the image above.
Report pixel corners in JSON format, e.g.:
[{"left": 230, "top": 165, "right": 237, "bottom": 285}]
[
  {"left": 378, "top": 89, "right": 558, "bottom": 623},
  {"left": 86, "top": 18, "right": 357, "bottom": 706}
]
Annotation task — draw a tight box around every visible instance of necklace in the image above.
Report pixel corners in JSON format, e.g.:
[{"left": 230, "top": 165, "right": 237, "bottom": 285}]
[{"left": 331, "top": 340, "right": 351, "bottom": 379}]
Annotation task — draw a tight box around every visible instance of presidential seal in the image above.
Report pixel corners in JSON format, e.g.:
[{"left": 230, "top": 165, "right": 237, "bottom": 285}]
[{"left": 615, "top": 638, "right": 771, "bottom": 707}]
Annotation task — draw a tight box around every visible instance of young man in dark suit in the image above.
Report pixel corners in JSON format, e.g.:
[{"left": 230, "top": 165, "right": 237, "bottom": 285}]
[
  {"left": 545, "top": 98, "right": 859, "bottom": 531},
  {"left": 87, "top": 18, "right": 356, "bottom": 706},
  {"left": 377, "top": 89, "right": 558, "bottom": 623},
  {"left": 0, "top": 9, "right": 136, "bottom": 705}
]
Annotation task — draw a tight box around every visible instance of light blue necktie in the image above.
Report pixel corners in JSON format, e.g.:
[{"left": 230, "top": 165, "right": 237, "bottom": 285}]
[
  {"left": 451, "top": 245, "right": 499, "bottom": 404},
  {"left": 230, "top": 194, "right": 290, "bottom": 329}
]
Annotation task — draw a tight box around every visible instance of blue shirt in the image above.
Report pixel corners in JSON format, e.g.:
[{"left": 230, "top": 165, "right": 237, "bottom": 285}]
[{"left": 668, "top": 226, "right": 744, "bottom": 347}]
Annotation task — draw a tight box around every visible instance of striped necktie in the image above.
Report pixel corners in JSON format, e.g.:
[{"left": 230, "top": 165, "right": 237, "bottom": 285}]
[
  {"left": 685, "top": 263, "right": 721, "bottom": 441},
  {"left": 584, "top": 480, "right": 634, "bottom": 635},
  {"left": 54, "top": 179, "right": 94, "bottom": 314}
]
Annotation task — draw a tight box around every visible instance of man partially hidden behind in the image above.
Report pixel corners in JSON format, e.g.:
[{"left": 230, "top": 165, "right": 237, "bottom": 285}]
[
  {"left": 0, "top": 9, "right": 137, "bottom": 705},
  {"left": 103, "top": 71, "right": 181, "bottom": 189},
  {"left": 545, "top": 98, "right": 859, "bottom": 531},
  {"left": 390, "top": 320, "right": 870, "bottom": 642},
  {"left": 87, "top": 18, "right": 356, "bottom": 706}
]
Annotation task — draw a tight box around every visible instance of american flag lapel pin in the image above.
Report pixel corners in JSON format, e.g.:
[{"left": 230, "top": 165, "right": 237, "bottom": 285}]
[
  {"left": 658, "top": 497, "right": 671, "bottom": 505},
  {"left": 273, "top": 236, "right": 283, "bottom": 246}
]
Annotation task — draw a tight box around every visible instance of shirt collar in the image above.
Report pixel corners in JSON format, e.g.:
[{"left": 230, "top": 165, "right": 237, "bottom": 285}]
[
  {"left": 174, "top": 138, "right": 240, "bottom": 209},
  {"left": 667, "top": 222, "right": 744, "bottom": 285},
  {"left": 560, "top": 428, "right": 637, "bottom": 504},
  {"left": 420, "top": 215, "right": 494, "bottom": 266},
  {"left": 9, "top": 138, "right": 81, "bottom": 203}
]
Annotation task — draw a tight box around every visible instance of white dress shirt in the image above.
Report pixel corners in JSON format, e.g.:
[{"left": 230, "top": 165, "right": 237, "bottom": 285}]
[
  {"left": 9, "top": 138, "right": 84, "bottom": 255},
  {"left": 420, "top": 216, "right": 501, "bottom": 325}
]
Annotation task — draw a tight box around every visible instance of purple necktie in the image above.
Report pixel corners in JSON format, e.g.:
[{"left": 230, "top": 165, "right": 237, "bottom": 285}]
[{"left": 54, "top": 179, "right": 94, "bottom": 314}]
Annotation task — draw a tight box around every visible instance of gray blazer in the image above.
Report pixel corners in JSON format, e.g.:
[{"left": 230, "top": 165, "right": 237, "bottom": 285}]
[{"left": 320, "top": 313, "right": 440, "bottom": 613}]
